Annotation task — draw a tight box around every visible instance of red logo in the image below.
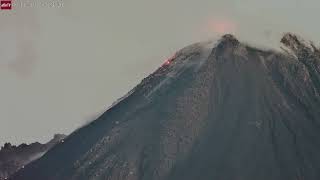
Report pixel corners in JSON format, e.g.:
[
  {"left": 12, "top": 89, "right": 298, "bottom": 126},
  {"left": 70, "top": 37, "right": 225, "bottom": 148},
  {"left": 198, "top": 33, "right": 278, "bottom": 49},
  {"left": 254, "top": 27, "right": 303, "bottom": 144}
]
[{"left": 1, "top": 0, "right": 12, "bottom": 10}]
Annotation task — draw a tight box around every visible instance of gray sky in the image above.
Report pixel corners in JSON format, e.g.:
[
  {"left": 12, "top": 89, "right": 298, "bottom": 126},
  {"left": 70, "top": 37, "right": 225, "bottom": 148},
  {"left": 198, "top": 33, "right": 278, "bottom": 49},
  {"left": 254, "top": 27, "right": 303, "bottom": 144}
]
[{"left": 1, "top": 0, "right": 320, "bottom": 145}]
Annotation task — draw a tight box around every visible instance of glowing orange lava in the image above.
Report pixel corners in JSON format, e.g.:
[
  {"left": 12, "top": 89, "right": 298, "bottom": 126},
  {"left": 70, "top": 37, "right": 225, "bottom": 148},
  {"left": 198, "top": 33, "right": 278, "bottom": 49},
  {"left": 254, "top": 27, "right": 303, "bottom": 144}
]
[{"left": 162, "top": 53, "right": 176, "bottom": 66}]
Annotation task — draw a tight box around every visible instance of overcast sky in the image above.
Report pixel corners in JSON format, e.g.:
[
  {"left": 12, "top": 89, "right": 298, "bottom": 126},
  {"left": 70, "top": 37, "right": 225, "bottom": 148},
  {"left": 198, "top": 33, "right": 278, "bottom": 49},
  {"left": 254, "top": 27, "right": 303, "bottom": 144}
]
[{"left": 1, "top": 0, "right": 320, "bottom": 145}]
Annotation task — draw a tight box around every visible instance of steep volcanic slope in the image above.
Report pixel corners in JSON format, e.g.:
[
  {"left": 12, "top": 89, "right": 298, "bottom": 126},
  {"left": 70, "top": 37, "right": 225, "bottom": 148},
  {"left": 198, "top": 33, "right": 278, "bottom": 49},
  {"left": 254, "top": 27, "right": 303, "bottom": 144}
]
[
  {"left": 11, "top": 34, "right": 320, "bottom": 180},
  {"left": 0, "top": 134, "right": 66, "bottom": 180}
]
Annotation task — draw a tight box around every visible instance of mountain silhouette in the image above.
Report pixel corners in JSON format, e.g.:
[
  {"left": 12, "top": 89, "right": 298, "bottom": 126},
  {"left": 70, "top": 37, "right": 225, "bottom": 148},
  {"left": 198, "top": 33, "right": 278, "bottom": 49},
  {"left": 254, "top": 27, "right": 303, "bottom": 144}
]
[{"left": 10, "top": 34, "right": 320, "bottom": 180}]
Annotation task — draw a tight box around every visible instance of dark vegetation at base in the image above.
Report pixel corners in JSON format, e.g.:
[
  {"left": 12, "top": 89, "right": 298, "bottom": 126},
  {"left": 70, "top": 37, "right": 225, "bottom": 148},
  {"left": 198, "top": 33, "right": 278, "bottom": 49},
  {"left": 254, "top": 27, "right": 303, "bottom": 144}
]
[{"left": 0, "top": 134, "right": 66, "bottom": 180}]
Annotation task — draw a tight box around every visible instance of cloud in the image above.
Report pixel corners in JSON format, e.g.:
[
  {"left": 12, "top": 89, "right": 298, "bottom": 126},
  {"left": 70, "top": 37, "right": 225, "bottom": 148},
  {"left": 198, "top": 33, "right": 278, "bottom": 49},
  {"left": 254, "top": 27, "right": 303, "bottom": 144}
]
[{"left": 0, "top": 8, "right": 39, "bottom": 77}]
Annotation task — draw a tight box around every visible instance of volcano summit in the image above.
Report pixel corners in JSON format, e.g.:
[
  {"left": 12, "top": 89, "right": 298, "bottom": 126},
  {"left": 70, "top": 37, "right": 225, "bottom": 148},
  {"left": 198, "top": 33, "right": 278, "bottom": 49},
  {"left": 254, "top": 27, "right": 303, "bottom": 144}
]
[{"left": 10, "top": 34, "right": 320, "bottom": 180}]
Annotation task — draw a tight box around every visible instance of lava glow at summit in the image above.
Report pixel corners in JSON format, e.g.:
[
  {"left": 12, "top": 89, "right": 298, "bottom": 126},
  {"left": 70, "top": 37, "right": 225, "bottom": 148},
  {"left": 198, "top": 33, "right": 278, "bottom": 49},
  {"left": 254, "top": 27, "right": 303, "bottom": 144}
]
[{"left": 207, "top": 18, "right": 237, "bottom": 34}]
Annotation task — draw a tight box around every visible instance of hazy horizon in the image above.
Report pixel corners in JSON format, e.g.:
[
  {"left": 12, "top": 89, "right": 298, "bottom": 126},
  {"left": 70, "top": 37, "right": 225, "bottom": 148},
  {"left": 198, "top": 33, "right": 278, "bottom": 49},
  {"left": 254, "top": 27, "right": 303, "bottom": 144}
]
[{"left": 1, "top": 0, "right": 320, "bottom": 145}]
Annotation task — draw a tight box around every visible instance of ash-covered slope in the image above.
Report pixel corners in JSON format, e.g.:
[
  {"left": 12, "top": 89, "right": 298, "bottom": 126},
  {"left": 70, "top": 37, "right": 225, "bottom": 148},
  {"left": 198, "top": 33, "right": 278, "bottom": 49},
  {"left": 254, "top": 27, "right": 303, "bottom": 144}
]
[
  {"left": 11, "top": 34, "right": 320, "bottom": 180},
  {"left": 0, "top": 134, "right": 66, "bottom": 180}
]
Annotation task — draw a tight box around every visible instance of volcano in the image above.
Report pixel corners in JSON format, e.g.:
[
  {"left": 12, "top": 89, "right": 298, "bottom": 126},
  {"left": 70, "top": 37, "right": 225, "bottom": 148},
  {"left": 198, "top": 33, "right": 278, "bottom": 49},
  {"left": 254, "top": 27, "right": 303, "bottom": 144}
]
[{"left": 10, "top": 34, "right": 320, "bottom": 180}]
